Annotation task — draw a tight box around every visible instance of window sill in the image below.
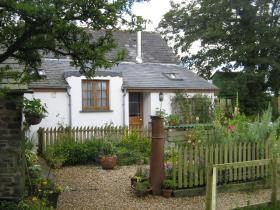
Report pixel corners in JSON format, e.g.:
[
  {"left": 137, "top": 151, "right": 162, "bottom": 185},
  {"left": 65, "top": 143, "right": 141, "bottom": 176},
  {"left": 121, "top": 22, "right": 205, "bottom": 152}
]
[{"left": 80, "top": 110, "right": 113, "bottom": 113}]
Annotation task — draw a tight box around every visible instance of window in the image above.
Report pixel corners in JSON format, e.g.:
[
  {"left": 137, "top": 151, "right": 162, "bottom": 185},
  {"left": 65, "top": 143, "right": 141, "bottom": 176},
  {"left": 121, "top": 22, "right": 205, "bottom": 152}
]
[
  {"left": 163, "top": 72, "right": 183, "bottom": 81},
  {"left": 82, "top": 80, "right": 109, "bottom": 111},
  {"left": 129, "top": 93, "right": 141, "bottom": 117}
]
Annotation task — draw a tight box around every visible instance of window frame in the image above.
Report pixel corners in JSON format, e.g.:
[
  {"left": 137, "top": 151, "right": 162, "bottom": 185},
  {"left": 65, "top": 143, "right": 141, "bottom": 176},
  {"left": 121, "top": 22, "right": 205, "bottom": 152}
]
[{"left": 82, "top": 80, "right": 110, "bottom": 111}]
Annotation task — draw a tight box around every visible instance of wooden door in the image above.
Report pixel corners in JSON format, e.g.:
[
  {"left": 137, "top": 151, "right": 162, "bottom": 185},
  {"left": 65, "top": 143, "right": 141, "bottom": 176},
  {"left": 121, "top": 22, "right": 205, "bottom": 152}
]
[{"left": 129, "top": 92, "right": 143, "bottom": 128}]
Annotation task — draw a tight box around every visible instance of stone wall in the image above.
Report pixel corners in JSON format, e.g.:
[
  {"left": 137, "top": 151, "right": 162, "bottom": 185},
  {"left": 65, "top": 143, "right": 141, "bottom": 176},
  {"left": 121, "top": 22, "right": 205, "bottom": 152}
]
[{"left": 0, "top": 92, "right": 25, "bottom": 199}]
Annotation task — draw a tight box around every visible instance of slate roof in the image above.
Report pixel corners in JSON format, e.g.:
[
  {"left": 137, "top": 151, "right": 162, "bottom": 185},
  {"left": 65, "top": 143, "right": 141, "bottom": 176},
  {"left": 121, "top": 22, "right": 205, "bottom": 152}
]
[
  {"left": 43, "top": 31, "right": 179, "bottom": 64},
  {"left": 64, "top": 62, "right": 218, "bottom": 91},
  {"left": 2, "top": 31, "right": 216, "bottom": 91},
  {"left": 117, "top": 63, "right": 217, "bottom": 90},
  {"left": 88, "top": 31, "right": 179, "bottom": 64}
]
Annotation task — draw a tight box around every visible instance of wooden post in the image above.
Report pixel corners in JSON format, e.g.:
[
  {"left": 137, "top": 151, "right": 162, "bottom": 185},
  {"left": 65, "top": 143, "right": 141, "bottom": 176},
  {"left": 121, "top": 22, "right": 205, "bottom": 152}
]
[
  {"left": 37, "top": 128, "right": 43, "bottom": 155},
  {"left": 206, "top": 164, "right": 216, "bottom": 210},
  {"left": 271, "top": 157, "right": 277, "bottom": 205},
  {"left": 150, "top": 116, "right": 165, "bottom": 195},
  {"left": 212, "top": 167, "right": 217, "bottom": 210}
]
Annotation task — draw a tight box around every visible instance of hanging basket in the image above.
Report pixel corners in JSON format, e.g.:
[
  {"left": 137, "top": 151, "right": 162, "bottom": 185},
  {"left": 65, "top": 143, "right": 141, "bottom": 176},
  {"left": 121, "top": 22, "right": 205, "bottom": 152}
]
[{"left": 25, "top": 114, "right": 43, "bottom": 125}]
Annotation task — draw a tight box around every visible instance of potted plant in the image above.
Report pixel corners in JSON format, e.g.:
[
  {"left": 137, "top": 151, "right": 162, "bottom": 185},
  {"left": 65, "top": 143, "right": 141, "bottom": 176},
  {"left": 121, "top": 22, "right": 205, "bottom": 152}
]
[
  {"left": 162, "top": 179, "right": 176, "bottom": 198},
  {"left": 47, "top": 184, "right": 63, "bottom": 208},
  {"left": 166, "top": 114, "right": 180, "bottom": 126},
  {"left": 131, "top": 166, "right": 149, "bottom": 188},
  {"left": 23, "top": 98, "right": 48, "bottom": 125},
  {"left": 38, "top": 179, "right": 64, "bottom": 208},
  {"left": 100, "top": 141, "right": 117, "bottom": 170},
  {"left": 134, "top": 180, "right": 151, "bottom": 197}
]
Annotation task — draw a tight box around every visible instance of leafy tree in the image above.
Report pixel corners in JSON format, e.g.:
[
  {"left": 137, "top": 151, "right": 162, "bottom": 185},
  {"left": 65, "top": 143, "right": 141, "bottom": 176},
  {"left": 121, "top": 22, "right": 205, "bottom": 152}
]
[
  {"left": 159, "top": 0, "right": 280, "bottom": 115},
  {"left": 0, "top": 0, "right": 145, "bottom": 83}
]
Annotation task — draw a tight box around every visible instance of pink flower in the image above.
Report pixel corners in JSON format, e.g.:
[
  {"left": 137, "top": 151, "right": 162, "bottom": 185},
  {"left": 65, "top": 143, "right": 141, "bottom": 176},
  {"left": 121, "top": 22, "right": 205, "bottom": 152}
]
[{"left": 228, "top": 125, "right": 236, "bottom": 132}]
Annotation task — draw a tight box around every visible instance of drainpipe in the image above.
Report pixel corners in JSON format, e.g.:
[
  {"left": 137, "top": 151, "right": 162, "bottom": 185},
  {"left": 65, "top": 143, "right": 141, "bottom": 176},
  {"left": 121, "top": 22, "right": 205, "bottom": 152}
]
[
  {"left": 122, "top": 87, "right": 127, "bottom": 126},
  {"left": 136, "top": 31, "right": 143, "bottom": 64},
  {"left": 67, "top": 86, "right": 72, "bottom": 127}
]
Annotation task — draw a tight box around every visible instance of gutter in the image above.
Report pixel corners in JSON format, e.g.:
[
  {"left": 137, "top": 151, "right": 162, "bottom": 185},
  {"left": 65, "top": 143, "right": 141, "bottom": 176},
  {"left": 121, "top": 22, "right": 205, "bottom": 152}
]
[
  {"left": 122, "top": 87, "right": 127, "bottom": 126},
  {"left": 67, "top": 86, "right": 72, "bottom": 127}
]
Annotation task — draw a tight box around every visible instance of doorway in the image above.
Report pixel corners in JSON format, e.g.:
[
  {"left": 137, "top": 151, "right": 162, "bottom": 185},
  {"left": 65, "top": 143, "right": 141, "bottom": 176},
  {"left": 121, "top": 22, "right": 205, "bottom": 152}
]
[{"left": 129, "top": 92, "right": 143, "bottom": 128}]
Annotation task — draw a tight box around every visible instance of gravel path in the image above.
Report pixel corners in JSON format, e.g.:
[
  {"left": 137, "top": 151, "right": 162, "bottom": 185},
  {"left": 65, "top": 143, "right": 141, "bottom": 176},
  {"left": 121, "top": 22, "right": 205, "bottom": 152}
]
[{"left": 54, "top": 165, "right": 278, "bottom": 210}]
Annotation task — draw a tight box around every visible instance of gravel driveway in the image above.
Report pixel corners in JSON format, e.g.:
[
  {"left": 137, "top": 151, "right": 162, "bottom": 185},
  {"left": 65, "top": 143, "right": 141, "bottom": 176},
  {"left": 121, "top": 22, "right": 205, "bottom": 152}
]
[{"left": 54, "top": 165, "right": 277, "bottom": 210}]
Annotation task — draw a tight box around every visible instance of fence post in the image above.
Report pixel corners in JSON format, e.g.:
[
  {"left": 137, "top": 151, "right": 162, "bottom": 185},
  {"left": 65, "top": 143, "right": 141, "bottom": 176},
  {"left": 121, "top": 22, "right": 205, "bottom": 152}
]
[
  {"left": 206, "top": 164, "right": 216, "bottom": 210},
  {"left": 271, "top": 157, "right": 277, "bottom": 205},
  {"left": 150, "top": 116, "right": 165, "bottom": 195}
]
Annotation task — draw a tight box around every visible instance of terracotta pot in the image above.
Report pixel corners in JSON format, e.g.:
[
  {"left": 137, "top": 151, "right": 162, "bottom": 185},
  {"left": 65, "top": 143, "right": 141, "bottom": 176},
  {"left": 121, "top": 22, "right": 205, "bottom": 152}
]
[
  {"left": 168, "top": 121, "right": 176, "bottom": 126},
  {"left": 100, "top": 155, "right": 117, "bottom": 170},
  {"left": 25, "top": 114, "right": 42, "bottom": 125},
  {"left": 162, "top": 189, "right": 173, "bottom": 198}
]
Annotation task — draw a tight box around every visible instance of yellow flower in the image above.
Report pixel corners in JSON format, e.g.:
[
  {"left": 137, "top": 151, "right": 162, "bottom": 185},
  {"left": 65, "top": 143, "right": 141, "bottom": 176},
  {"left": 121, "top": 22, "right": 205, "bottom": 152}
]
[
  {"left": 42, "top": 180, "right": 48, "bottom": 186},
  {"left": 32, "top": 196, "right": 38, "bottom": 202}
]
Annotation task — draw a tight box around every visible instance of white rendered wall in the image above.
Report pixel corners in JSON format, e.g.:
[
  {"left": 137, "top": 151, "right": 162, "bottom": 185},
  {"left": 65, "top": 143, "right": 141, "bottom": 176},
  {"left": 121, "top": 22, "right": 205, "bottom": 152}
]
[
  {"left": 150, "top": 92, "right": 175, "bottom": 116},
  {"left": 66, "top": 75, "right": 126, "bottom": 127},
  {"left": 143, "top": 92, "right": 151, "bottom": 128},
  {"left": 24, "top": 91, "right": 69, "bottom": 146}
]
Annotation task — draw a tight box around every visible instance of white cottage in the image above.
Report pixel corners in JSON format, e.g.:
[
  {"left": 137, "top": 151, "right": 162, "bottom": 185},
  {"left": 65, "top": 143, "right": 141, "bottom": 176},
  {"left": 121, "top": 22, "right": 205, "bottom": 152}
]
[{"left": 24, "top": 31, "right": 218, "bottom": 142}]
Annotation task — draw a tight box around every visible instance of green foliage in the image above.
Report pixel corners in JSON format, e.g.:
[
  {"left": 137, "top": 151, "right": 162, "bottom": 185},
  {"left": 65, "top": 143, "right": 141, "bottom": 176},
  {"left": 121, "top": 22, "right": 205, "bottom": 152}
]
[
  {"left": 166, "top": 114, "right": 180, "bottom": 125},
  {"left": 0, "top": 0, "right": 146, "bottom": 83},
  {"left": 0, "top": 200, "right": 18, "bottom": 210},
  {"left": 0, "top": 199, "right": 51, "bottom": 210},
  {"left": 172, "top": 93, "right": 213, "bottom": 123},
  {"left": 134, "top": 166, "right": 149, "bottom": 178},
  {"left": 44, "top": 139, "right": 103, "bottom": 166},
  {"left": 159, "top": 0, "right": 280, "bottom": 116},
  {"left": 205, "top": 105, "right": 280, "bottom": 145},
  {"left": 101, "top": 141, "right": 116, "bottom": 156},
  {"left": 23, "top": 98, "right": 48, "bottom": 118},
  {"left": 162, "top": 179, "right": 176, "bottom": 190},
  {"left": 24, "top": 140, "right": 61, "bottom": 209},
  {"left": 44, "top": 133, "right": 150, "bottom": 166},
  {"left": 116, "top": 133, "right": 150, "bottom": 165},
  {"left": 135, "top": 180, "right": 150, "bottom": 191}
]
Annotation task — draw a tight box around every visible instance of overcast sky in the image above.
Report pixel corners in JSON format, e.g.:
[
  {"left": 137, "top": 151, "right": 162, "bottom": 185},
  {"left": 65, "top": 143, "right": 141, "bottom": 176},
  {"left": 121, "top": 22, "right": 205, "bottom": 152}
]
[{"left": 131, "top": 0, "right": 183, "bottom": 31}]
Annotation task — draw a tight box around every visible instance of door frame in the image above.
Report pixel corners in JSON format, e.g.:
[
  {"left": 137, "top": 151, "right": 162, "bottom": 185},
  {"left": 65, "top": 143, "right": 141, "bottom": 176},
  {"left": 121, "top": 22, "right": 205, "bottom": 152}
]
[{"left": 128, "top": 92, "right": 143, "bottom": 128}]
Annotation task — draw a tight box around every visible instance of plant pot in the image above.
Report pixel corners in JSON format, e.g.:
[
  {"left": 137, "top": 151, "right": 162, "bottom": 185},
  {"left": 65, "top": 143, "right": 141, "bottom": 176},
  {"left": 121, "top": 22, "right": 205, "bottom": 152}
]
[
  {"left": 168, "top": 121, "right": 176, "bottom": 126},
  {"left": 25, "top": 114, "right": 42, "bottom": 125},
  {"left": 162, "top": 189, "right": 173, "bottom": 198},
  {"left": 48, "top": 192, "right": 60, "bottom": 208},
  {"left": 131, "top": 177, "right": 148, "bottom": 189},
  {"left": 135, "top": 188, "right": 151, "bottom": 197},
  {"left": 100, "top": 155, "right": 117, "bottom": 170}
]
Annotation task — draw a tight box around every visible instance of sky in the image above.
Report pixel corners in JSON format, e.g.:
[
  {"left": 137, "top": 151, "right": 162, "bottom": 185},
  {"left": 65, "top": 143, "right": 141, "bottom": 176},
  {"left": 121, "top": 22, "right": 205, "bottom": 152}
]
[{"left": 131, "top": 0, "right": 183, "bottom": 31}]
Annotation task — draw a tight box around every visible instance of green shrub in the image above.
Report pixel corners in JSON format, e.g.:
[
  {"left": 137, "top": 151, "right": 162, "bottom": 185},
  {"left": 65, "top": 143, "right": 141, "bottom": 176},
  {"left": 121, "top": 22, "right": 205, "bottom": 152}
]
[
  {"left": 0, "top": 200, "right": 18, "bottom": 210},
  {"left": 44, "top": 139, "right": 104, "bottom": 166},
  {"left": 135, "top": 180, "right": 150, "bottom": 191},
  {"left": 100, "top": 141, "right": 116, "bottom": 156},
  {"left": 162, "top": 179, "right": 176, "bottom": 190},
  {"left": 43, "top": 133, "right": 151, "bottom": 167},
  {"left": 116, "top": 136, "right": 150, "bottom": 165}
]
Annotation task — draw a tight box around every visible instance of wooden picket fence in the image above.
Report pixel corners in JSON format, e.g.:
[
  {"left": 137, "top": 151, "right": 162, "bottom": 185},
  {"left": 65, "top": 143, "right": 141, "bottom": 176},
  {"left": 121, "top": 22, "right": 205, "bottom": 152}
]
[
  {"left": 37, "top": 126, "right": 151, "bottom": 154},
  {"left": 166, "top": 129, "right": 271, "bottom": 189},
  {"left": 205, "top": 157, "right": 278, "bottom": 210}
]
